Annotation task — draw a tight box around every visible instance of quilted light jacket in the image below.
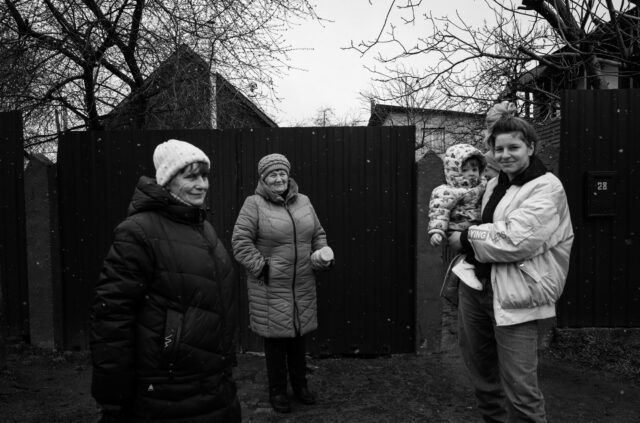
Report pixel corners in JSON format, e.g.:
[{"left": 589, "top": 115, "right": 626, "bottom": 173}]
[
  {"left": 428, "top": 143, "right": 487, "bottom": 238},
  {"left": 232, "top": 178, "right": 327, "bottom": 338},
  {"left": 90, "top": 176, "right": 239, "bottom": 422},
  {"left": 466, "top": 172, "right": 574, "bottom": 326}
]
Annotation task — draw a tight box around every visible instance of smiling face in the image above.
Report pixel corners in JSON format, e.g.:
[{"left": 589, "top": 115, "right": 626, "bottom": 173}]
[
  {"left": 166, "top": 162, "right": 209, "bottom": 207},
  {"left": 493, "top": 132, "right": 534, "bottom": 180},
  {"left": 264, "top": 169, "right": 289, "bottom": 195}
]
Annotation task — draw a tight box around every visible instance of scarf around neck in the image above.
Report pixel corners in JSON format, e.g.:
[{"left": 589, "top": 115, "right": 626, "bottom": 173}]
[
  {"left": 481, "top": 155, "right": 548, "bottom": 224},
  {"left": 470, "top": 155, "right": 548, "bottom": 281}
]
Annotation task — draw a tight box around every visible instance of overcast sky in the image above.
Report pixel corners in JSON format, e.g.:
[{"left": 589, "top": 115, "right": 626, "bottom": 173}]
[{"left": 270, "top": 0, "right": 490, "bottom": 126}]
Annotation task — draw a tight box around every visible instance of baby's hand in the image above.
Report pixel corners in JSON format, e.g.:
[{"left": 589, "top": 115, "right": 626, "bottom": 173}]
[{"left": 430, "top": 233, "right": 443, "bottom": 246}]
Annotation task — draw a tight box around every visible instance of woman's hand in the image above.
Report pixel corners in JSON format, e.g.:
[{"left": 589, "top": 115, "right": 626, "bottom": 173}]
[
  {"left": 260, "top": 258, "right": 270, "bottom": 285},
  {"left": 448, "top": 232, "right": 463, "bottom": 253},
  {"left": 310, "top": 249, "right": 334, "bottom": 270},
  {"left": 429, "top": 233, "right": 444, "bottom": 247}
]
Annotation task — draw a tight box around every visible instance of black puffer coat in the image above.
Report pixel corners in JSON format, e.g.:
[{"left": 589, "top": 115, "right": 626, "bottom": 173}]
[{"left": 90, "top": 176, "right": 240, "bottom": 422}]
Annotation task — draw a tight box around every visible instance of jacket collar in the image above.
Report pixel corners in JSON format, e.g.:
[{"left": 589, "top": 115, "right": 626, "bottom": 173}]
[
  {"left": 255, "top": 177, "right": 299, "bottom": 205},
  {"left": 496, "top": 155, "right": 547, "bottom": 188}
]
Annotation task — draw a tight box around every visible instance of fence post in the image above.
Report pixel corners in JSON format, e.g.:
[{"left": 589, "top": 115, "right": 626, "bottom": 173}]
[
  {"left": 25, "top": 154, "right": 63, "bottom": 350},
  {"left": 415, "top": 151, "right": 446, "bottom": 353},
  {"left": 0, "top": 283, "right": 5, "bottom": 370},
  {"left": 0, "top": 111, "right": 29, "bottom": 361}
]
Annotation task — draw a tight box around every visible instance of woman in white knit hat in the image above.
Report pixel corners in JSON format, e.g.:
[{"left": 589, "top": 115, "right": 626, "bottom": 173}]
[
  {"left": 232, "top": 153, "right": 334, "bottom": 413},
  {"left": 90, "top": 139, "right": 241, "bottom": 423}
]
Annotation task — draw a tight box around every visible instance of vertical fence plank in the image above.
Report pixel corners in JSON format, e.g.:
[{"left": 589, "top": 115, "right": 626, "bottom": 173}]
[{"left": 0, "top": 111, "right": 29, "bottom": 345}]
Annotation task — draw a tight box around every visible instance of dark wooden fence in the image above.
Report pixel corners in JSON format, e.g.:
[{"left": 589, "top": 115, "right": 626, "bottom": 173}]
[
  {"left": 558, "top": 89, "right": 640, "bottom": 327},
  {"left": 6, "top": 90, "right": 640, "bottom": 354},
  {"left": 57, "top": 126, "right": 416, "bottom": 354},
  {"left": 0, "top": 112, "right": 29, "bottom": 342}
]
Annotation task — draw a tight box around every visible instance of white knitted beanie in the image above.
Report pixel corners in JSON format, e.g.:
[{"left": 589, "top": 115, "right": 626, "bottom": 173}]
[
  {"left": 258, "top": 153, "right": 290, "bottom": 179},
  {"left": 153, "top": 139, "right": 210, "bottom": 186}
]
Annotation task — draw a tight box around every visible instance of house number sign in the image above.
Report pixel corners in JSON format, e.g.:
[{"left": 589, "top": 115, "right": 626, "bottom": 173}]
[{"left": 585, "top": 171, "right": 617, "bottom": 217}]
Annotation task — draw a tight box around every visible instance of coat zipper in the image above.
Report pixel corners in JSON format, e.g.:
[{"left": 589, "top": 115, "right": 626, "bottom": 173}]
[
  {"left": 284, "top": 202, "right": 301, "bottom": 336},
  {"left": 164, "top": 225, "right": 191, "bottom": 380},
  {"left": 196, "top": 223, "right": 227, "bottom": 324}
]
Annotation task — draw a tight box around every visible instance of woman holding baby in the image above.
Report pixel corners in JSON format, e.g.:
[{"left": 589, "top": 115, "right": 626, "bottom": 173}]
[
  {"left": 448, "top": 103, "right": 574, "bottom": 423},
  {"left": 232, "top": 153, "right": 333, "bottom": 414}
]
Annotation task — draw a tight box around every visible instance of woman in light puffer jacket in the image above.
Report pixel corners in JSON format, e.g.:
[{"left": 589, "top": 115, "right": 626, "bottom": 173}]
[
  {"left": 449, "top": 103, "right": 574, "bottom": 423},
  {"left": 232, "top": 153, "right": 332, "bottom": 414}
]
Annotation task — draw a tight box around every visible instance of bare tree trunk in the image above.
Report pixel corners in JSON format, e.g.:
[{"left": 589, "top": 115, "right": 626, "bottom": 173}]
[{"left": 83, "top": 67, "right": 103, "bottom": 130}]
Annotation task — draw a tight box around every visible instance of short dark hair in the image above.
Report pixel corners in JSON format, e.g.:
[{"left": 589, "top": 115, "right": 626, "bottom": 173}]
[
  {"left": 462, "top": 156, "right": 482, "bottom": 168},
  {"left": 179, "top": 161, "right": 210, "bottom": 178},
  {"left": 486, "top": 116, "right": 537, "bottom": 152}
]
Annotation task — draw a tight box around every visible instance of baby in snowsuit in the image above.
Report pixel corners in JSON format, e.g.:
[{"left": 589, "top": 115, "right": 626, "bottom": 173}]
[{"left": 428, "top": 143, "right": 487, "bottom": 291}]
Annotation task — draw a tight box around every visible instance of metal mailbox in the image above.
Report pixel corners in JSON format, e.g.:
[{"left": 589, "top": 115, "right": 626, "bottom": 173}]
[{"left": 585, "top": 171, "right": 617, "bottom": 217}]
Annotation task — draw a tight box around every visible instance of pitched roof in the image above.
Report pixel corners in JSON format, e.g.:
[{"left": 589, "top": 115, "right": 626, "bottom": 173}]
[
  {"left": 214, "top": 73, "right": 277, "bottom": 128},
  {"left": 103, "top": 44, "right": 277, "bottom": 129}
]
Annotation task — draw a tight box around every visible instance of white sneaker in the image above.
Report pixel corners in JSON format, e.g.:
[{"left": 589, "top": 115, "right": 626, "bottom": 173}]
[{"left": 452, "top": 259, "right": 483, "bottom": 290}]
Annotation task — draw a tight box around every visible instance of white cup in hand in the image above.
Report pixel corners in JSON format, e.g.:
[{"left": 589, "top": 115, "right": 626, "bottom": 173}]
[{"left": 318, "top": 246, "right": 334, "bottom": 264}]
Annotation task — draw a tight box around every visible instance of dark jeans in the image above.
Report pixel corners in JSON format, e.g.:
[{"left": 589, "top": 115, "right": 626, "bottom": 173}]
[
  {"left": 458, "top": 282, "right": 547, "bottom": 423},
  {"left": 263, "top": 335, "right": 307, "bottom": 396}
]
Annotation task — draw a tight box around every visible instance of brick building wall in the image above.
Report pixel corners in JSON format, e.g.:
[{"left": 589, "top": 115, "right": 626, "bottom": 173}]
[{"left": 535, "top": 118, "right": 562, "bottom": 174}]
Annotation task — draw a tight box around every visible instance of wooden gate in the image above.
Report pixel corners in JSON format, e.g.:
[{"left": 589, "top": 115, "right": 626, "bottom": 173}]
[
  {"left": 558, "top": 89, "right": 640, "bottom": 327},
  {"left": 57, "top": 126, "right": 416, "bottom": 354}
]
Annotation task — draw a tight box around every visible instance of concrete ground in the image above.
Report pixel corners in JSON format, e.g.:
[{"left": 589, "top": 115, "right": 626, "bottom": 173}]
[{"left": 1, "top": 341, "right": 639, "bottom": 423}]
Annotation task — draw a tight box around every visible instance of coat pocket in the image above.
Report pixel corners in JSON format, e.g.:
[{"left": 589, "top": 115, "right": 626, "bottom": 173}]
[
  {"left": 494, "top": 261, "right": 549, "bottom": 309},
  {"left": 162, "top": 308, "right": 183, "bottom": 367}
]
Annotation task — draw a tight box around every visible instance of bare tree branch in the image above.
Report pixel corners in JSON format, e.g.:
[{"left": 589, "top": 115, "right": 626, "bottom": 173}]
[
  {"left": 0, "top": 0, "right": 319, "bottom": 148},
  {"left": 349, "top": 0, "right": 640, "bottom": 121}
]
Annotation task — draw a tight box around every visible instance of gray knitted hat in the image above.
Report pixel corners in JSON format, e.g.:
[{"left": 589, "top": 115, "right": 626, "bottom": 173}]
[{"left": 258, "top": 153, "right": 290, "bottom": 178}]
